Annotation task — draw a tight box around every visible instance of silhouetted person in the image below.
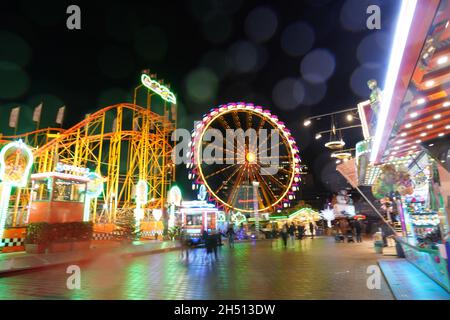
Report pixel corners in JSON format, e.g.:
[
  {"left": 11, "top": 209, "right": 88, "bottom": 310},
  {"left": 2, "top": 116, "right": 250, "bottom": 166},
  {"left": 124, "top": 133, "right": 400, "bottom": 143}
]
[
  {"left": 354, "top": 219, "right": 362, "bottom": 243},
  {"left": 226, "top": 225, "right": 235, "bottom": 248},
  {"left": 309, "top": 222, "right": 315, "bottom": 239},
  {"left": 281, "top": 223, "right": 288, "bottom": 248}
]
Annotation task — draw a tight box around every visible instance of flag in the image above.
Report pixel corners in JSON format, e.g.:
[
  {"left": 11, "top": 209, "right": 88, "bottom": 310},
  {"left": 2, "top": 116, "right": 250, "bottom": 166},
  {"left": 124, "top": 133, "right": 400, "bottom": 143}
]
[
  {"left": 56, "top": 106, "right": 65, "bottom": 125},
  {"left": 9, "top": 107, "right": 20, "bottom": 128},
  {"left": 32, "top": 103, "right": 43, "bottom": 123},
  {"left": 133, "top": 117, "right": 140, "bottom": 131},
  {"left": 112, "top": 117, "right": 117, "bottom": 132}
]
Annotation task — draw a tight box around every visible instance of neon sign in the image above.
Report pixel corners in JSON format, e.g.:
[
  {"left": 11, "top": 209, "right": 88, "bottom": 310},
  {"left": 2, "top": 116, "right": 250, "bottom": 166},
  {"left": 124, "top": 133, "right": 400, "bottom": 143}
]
[
  {"left": 0, "top": 140, "right": 34, "bottom": 188},
  {"left": 141, "top": 74, "right": 177, "bottom": 105},
  {"left": 56, "top": 162, "right": 89, "bottom": 175},
  {"left": 0, "top": 140, "right": 33, "bottom": 241}
]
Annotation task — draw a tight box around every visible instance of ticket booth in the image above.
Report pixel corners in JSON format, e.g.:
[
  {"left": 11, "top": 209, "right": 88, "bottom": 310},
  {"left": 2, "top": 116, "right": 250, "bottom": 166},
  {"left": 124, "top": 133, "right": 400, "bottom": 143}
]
[{"left": 28, "top": 172, "right": 89, "bottom": 223}]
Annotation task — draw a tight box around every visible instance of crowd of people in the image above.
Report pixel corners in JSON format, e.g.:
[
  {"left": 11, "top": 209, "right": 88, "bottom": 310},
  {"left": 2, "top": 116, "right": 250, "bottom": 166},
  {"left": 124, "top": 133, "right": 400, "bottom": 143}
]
[
  {"left": 276, "top": 222, "right": 317, "bottom": 248},
  {"left": 334, "top": 218, "right": 363, "bottom": 243},
  {"left": 178, "top": 218, "right": 368, "bottom": 262}
]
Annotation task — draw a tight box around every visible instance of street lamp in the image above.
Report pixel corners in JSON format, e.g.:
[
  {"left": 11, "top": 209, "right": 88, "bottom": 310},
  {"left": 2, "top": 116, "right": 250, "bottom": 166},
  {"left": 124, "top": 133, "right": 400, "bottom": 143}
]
[
  {"left": 303, "top": 119, "right": 312, "bottom": 127},
  {"left": 315, "top": 133, "right": 322, "bottom": 140}
]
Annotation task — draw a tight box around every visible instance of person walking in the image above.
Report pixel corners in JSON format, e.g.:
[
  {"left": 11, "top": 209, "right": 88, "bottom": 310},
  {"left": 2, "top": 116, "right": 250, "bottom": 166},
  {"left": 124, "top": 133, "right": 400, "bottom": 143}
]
[
  {"left": 288, "top": 223, "right": 296, "bottom": 245},
  {"left": 179, "top": 228, "right": 187, "bottom": 260},
  {"left": 212, "top": 231, "right": 220, "bottom": 260},
  {"left": 297, "top": 224, "right": 305, "bottom": 240},
  {"left": 205, "top": 233, "right": 214, "bottom": 263},
  {"left": 309, "top": 222, "right": 315, "bottom": 239},
  {"left": 354, "top": 219, "right": 362, "bottom": 243},
  {"left": 281, "top": 223, "right": 288, "bottom": 248},
  {"left": 226, "top": 225, "right": 235, "bottom": 248}
]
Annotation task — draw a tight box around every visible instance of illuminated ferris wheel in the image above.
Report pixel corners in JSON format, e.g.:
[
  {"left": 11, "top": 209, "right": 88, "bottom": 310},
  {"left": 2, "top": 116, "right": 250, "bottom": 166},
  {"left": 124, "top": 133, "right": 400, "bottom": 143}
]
[{"left": 187, "top": 102, "right": 301, "bottom": 213}]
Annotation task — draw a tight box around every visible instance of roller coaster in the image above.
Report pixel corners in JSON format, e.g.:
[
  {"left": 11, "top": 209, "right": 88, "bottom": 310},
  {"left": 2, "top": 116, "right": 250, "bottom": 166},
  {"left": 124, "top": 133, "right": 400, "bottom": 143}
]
[{"left": 0, "top": 84, "right": 176, "bottom": 228}]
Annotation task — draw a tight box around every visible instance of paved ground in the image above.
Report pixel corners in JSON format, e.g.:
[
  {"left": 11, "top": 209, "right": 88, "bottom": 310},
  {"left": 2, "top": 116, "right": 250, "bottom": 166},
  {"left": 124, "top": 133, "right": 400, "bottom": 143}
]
[
  {"left": 0, "top": 237, "right": 394, "bottom": 300},
  {"left": 0, "top": 240, "right": 179, "bottom": 274}
]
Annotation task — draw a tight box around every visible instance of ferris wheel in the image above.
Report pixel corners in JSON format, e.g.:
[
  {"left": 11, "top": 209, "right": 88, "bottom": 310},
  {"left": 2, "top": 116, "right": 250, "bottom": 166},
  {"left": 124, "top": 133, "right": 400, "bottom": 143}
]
[{"left": 187, "top": 102, "right": 301, "bottom": 213}]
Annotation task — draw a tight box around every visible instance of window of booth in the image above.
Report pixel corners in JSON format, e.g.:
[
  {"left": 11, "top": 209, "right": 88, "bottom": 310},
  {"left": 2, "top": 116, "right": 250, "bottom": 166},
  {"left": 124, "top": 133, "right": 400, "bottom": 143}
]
[
  {"left": 186, "top": 213, "right": 202, "bottom": 226},
  {"left": 52, "top": 178, "right": 86, "bottom": 202},
  {"left": 31, "top": 178, "right": 52, "bottom": 202}
]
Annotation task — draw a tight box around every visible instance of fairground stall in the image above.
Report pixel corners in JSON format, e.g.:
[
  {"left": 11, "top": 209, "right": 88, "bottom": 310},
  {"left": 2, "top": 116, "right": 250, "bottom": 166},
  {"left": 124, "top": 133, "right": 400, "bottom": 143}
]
[
  {"left": 270, "top": 207, "right": 320, "bottom": 236},
  {"left": 339, "top": 0, "right": 450, "bottom": 292}
]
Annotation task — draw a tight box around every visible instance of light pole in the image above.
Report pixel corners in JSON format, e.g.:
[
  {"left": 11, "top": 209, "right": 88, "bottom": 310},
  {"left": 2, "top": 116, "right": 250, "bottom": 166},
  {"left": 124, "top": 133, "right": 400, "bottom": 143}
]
[{"left": 252, "top": 181, "right": 260, "bottom": 238}]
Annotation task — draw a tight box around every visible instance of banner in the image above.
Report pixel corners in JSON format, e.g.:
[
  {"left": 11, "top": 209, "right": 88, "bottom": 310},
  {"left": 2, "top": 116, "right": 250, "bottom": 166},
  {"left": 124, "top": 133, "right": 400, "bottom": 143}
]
[
  {"left": 32, "top": 103, "right": 43, "bottom": 123},
  {"left": 56, "top": 106, "right": 65, "bottom": 125},
  {"left": 9, "top": 107, "right": 20, "bottom": 128}
]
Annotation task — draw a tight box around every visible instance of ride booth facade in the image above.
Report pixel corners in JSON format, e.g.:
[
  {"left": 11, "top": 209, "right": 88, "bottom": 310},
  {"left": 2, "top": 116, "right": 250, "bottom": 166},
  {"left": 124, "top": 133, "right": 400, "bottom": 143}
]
[
  {"left": 179, "top": 200, "right": 218, "bottom": 245},
  {"left": 28, "top": 172, "right": 89, "bottom": 223}
]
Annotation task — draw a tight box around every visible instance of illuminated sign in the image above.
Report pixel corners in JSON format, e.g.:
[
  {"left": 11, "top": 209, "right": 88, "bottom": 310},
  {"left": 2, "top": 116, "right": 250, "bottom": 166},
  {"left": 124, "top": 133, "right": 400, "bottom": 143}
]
[
  {"left": 86, "top": 172, "right": 104, "bottom": 198},
  {"left": 56, "top": 162, "right": 89, "bottom": 175},
  {"left": 0, "top": 140, "right": 33, "bottom": 188},
  {"left": 141, "top": 74, "right": 177, "bottom": 104},
  {"left": 0, "top": 140, "right": 33, "bottom": 241},
  {"left": 168, "top": 185, "right": 182, "bottom": 206}
]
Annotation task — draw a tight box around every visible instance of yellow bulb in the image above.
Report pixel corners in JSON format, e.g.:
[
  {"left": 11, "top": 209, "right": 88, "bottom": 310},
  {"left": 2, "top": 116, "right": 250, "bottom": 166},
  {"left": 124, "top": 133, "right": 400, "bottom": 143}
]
[{"left": 246, "top": 152, "right": 256, "bottom": 163}]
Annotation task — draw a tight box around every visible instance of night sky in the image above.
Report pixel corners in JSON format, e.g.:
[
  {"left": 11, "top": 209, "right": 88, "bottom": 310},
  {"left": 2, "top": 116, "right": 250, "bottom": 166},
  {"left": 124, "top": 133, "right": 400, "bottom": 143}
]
[{"left": 0, "top": 0, "right": 399, "bottom": 203}]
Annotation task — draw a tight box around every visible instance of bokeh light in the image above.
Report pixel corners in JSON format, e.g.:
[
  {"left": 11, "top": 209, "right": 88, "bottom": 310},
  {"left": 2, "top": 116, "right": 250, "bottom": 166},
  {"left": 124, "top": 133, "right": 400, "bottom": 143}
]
[
  {"left": 98, "top": 46, "right": 135, "bottom": 79},
  {"left": 200, "top": 50, "right": 233, "bottom": 80},
  {"left": 228, "top": 41, "right": 258, "bottom": 73},
  {"left": 0, "top": 62, "right": 29, "bottom": 99},
  {"left": 244, "top": 6, "right": 278, "bottom": 43},
  {"left": 202, "top": 14, "right": 234, "bottom": 45},
  {"left": 356, "top": 32, "right": 390, "bottom": 65},
  {"left": 185, "top": 68, "right": 219, "bottom": 104},
  {"left": 300, "top": 49, "right": 336, "bottom": 84},
  {"left": 280, "top": 21, "right": 315, "bottom": 57},
  {"left": 299, "top": 79, "right": 327, "bottom": 106},
  {"left": 104, "top": 4, "right": 140, "bottom": 43},
  {"left": 0, "top": 31, "right": 31, "bottom": 67},
  {"left": 133, "top": 26, "right": 168, "bottom": 62},
  {"left": 189, "top": 0, "right": 243, "bottom": 22},
  {"left": 272, "top": 78, "right": 305, "bottom": 111},
  {"left": 350, "top": 63, "right": 382, "bottom": 98},
  {"left": 340, "top": 0, "right": 382, "bottom": 32}
]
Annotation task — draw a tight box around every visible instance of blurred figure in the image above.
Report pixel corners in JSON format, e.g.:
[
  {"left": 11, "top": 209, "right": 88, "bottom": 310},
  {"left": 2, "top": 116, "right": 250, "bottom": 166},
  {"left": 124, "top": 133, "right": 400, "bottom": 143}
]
[
  {"left": 205, "top": 233, "right": 214, "bottom": 263},
  {"left": 288, "top": 223, "right": 296, "bottom": 245},
  {"left": 179, "top": 228, "right": 190, "bottom": 261},
  {"left": 309, "top": 222, "right": 315, "bottom": 239},
  {"left": 226, "top": 225, "right": 235, "bottom": 248},
  {"left": 297, "top": 224, "right": 305, "bottom": 240},
  {"left": 281, "top": 223, "right": 288, "bottom": 248},
  {"left": 212, "top": 231, "right": 220, "bottom": 260},
  {"left": 354, "top": 219, "right": 362, "bottom": 243}
]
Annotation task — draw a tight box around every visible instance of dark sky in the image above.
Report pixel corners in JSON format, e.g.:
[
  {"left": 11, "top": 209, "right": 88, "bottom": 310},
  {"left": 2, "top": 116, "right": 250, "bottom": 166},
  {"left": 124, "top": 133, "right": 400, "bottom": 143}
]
[{"left": 0, "top": 0, "right": 399, "bottom": 203}]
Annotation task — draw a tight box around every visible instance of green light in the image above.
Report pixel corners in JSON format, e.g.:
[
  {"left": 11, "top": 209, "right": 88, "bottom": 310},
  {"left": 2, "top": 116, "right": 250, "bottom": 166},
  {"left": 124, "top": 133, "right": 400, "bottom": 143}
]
[{"left": 141, "top": 74, "right": 176, "bottom": 104}]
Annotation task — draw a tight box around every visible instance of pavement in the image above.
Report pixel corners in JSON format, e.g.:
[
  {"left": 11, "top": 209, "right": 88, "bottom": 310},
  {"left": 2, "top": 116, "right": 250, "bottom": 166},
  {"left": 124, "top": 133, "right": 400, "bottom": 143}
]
[
  {"left": 0, "top": 237, "right": 394, "bottom": 299},
  {"left": 0, "top": 240, "right": 180, "bottom": 276},
  {"left": 379, "top": 259, "right": 450, "bottom": 300}
]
